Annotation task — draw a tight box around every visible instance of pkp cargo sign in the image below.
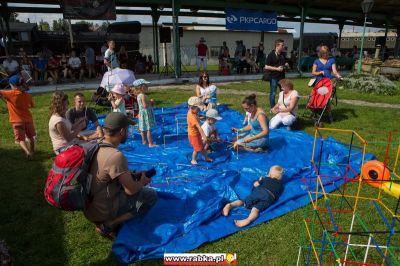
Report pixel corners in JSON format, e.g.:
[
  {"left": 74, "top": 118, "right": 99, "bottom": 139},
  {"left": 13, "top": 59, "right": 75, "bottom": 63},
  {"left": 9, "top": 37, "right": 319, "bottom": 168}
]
[{"left": 225, "top": 8, "right": 277, "bottom": 31}]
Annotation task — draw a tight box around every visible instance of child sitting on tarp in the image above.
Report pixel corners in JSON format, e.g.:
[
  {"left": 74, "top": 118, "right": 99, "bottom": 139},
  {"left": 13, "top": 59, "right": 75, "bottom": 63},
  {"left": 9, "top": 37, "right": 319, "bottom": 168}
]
[
  {"left": 201, "top": 109, "right": 222, "bottom": 151},
  {"left": 222, "top": 165, "right": 284, "bottom": 227}
]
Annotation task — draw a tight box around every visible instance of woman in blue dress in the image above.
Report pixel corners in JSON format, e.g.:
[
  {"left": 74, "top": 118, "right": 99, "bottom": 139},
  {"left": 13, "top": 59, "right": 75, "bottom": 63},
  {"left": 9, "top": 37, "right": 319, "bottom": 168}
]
[
  {"left": 232, "top": 94, "right": 269, "bottom": 152},
  {"left": 311, "top": 45, "right": 342, "bottom": 83}
]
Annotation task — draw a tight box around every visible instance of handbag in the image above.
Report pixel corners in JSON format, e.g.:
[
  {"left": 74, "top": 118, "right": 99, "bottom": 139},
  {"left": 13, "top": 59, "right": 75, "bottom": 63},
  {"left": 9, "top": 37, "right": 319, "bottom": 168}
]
[{"left": 262, "top": 71, "right": 271, "bottom": 81}]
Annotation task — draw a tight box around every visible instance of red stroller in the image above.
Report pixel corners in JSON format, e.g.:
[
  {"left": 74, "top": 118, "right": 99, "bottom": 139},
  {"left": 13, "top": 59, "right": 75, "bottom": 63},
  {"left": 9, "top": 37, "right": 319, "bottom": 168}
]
[{"left": 306, "top": 78, "right": 337, "bottom": 127}]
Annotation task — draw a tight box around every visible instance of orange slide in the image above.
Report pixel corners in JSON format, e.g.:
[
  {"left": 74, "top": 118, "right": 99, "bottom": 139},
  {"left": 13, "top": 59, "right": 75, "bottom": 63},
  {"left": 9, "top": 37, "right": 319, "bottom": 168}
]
[{"left": 362, "top": 160, "right": 400, "bottom": 199}]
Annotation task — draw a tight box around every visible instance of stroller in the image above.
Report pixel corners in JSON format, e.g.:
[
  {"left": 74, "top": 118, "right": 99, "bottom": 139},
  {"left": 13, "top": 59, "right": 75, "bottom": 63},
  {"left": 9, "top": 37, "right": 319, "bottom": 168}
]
[{"left": 305, "top": 77, "right": 337, "bottom": 127}]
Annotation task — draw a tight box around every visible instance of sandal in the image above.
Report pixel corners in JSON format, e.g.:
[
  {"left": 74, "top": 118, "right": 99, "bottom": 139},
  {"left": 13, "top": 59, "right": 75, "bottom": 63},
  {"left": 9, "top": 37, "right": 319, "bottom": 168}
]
[{"left": 95, "top": 224, "right": 116, "bottom": 241}]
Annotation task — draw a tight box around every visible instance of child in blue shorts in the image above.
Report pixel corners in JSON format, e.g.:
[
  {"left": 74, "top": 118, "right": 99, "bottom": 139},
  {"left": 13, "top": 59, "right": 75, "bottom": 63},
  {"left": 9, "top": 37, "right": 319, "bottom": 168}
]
[{"left": 222, "top": 165, "right": 284, "bottom": 227}]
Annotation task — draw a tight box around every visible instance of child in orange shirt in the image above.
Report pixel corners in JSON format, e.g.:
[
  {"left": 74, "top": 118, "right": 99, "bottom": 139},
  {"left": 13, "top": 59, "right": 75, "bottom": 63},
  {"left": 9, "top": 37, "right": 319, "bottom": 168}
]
[
  {"left": 0, "top": 74, "right": 35, "bottom": 159},
  {"left": 187, "top": 96, "right": 212, "bottom": 165}
]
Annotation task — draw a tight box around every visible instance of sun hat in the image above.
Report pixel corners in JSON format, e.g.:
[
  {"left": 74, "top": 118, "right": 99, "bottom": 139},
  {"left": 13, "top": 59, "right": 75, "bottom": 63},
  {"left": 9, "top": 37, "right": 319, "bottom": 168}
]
[
  {"left": 103, "top": 112, "right": 135, "bottom": 130},
  {"left": 187, "top": 96, "right": 205, "bottom": 109},
  {"left": 268, "top": 165, "right": 284, "bottom": 179},
  {"left": 132, "top": 79, "right": 150, "bottom": 87},
  {"left": 111, "top": 84, "right": 126, "bottom": 95},
  {"left": 205, "top": 109, "right": 222, "bottom": 120}
]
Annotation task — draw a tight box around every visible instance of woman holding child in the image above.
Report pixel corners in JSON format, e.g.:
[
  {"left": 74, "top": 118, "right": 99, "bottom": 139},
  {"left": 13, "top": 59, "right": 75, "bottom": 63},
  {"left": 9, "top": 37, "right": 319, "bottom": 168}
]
[
  {"left": 195, "top": 72, "right": 217, "bottom": 109},
  {"left": 232, "top": 94, "right": 269, "bottom": 152},
  {"left": 269, "top": 79, "right": 299, "bottom": 130},
  {"left": 48, "top": 91, "right": 86, "bottom": 154}
]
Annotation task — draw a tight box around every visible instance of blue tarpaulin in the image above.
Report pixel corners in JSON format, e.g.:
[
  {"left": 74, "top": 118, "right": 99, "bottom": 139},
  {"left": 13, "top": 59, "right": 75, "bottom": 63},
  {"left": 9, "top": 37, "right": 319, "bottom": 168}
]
[{"left": 93, "top": 105, "right": 373, "bottom": 264}]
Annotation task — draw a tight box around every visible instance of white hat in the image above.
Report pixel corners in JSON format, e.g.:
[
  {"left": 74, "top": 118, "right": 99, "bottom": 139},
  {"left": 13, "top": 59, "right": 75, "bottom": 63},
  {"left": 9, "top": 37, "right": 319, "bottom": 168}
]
[
  {"left": 205, "top": 109, "right": 222, "bottom": 120},
  {"left": 111, "top": 84, "right": 126, "bottom": 95},
  {"left": 188, "top": 96, "right": 205, "bottom": 109},
  {"left": 132, "top": 79, "right": 150, "bottom": 87}
]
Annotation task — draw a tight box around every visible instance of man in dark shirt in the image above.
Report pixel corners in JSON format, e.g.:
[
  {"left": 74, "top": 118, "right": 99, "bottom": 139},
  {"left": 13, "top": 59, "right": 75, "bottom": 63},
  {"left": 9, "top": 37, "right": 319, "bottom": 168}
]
[
  {"left": 66, "top": 92, "right": 103, "bottom": 140},
  {"left": 264, "top": 39, "right": 288, "bottom": 108}
]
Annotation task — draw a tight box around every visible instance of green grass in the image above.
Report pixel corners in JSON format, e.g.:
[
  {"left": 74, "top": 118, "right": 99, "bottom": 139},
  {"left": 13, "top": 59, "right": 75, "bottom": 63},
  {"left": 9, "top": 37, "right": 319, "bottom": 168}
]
[
  {"left": 0, "top": 80, "right": 399, "bottom": 265},
  {"left": 216, "top": 79, "right": 400, "bottom": 105}
]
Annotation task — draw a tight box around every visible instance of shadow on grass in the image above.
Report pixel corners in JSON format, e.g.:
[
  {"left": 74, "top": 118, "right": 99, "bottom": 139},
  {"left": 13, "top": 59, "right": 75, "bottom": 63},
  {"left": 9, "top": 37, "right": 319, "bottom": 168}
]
[{"left": 0, "top": 147, "right": 66, "bottom": 266}]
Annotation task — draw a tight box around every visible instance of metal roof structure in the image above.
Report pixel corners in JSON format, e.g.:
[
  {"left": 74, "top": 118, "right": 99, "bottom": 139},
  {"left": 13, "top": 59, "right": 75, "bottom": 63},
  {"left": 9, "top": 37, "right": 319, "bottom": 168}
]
[{"left": 2, "top": 0, "right": 400, "bottom": 27}]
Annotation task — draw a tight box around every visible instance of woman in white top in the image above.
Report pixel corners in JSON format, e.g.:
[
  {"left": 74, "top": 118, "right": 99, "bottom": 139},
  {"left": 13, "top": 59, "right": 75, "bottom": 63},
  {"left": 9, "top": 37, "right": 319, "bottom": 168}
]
[
  {"left": 269, "top": 78, "right": 299, "bottom": 130},
  {"left": 48, "top": 91, "right": 86, "bottom": 154},
  {"left": 195, "top": 72, "right": 217, "bottom": 108}
]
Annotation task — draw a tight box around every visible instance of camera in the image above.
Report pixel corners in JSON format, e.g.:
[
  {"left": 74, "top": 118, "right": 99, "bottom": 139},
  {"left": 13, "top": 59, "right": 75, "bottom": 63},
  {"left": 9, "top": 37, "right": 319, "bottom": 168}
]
[{"left": 131, "top": 167, "right": 156, "bottom": 181}]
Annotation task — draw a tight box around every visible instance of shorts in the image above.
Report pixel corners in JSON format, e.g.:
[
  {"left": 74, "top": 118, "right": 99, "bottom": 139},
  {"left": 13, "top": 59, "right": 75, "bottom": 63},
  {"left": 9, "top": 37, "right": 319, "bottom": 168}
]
[
  {"left": 12, "top": 122, "right": 36, "bottom": 142},
  {"left": 188, "top": 134, "right": 203, "bottom": 152},
  {"left": 117, "top": 187, "right": 157, "bottom": 218},
  {"left": 243, "top": 187, "right": 275, "bottom": 212}
]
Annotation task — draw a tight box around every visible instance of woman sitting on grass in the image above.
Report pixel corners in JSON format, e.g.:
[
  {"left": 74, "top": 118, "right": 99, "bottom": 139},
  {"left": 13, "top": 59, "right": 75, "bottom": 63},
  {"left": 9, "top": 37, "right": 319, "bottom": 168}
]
[
  {"left": 48, "top": 91, "right": 86, "bottom": 154},
  {"left": 232, "top": 94, "right": 269, "bottom": 152},
  {"left": 269, "top": 79, "right": 299, "bottom": 130}
]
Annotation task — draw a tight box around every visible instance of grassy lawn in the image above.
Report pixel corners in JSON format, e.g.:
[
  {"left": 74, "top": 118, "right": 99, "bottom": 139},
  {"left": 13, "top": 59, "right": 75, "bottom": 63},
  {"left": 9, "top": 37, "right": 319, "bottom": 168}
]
[{"left": 0, "top": 79, "right": 399, "bottom": 265}]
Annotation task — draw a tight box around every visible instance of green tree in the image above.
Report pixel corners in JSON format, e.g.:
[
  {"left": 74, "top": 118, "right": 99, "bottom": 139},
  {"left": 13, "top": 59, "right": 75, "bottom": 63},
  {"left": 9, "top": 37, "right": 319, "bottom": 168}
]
[
  {"left": 98, "top": 21, "right": 110, "bottom": 32},
  {"left": 38, "top": 19, "right": 50, "bottom": 31},
  {"left": 52, "top": 19, "right": 65, "bottom": 32},
  {"left": 9, "top": 12, "right": 19, "bottom": 22},
  {"left": 75, "top": 20, "right": 94, "bottom": 31}
]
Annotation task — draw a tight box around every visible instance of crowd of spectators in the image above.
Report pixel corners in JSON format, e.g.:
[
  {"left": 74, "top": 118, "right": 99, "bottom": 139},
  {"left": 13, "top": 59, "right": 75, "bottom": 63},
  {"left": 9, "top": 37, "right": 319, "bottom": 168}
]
[{"left": 0, "top": 43, "right": 154, "bottom": 85}]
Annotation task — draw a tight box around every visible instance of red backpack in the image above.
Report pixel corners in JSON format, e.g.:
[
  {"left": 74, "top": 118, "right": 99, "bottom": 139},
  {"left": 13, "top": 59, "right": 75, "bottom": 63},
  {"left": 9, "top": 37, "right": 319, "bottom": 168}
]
[{"left": 44, "top": 141, "right": 112, "bottom": 211}]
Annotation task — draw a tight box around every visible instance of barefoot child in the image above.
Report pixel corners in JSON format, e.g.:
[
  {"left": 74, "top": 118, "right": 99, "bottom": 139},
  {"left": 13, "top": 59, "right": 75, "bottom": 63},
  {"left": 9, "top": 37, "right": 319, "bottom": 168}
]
[
  {"left": 109, "top": 84, "right": 126, "bottom": 114},
  {"left": 0, "top": 74, "right": 36, "bottom": 160},
  {"left": 132, "top": 79, "right": 158, "bottom": 147},
  {"left": 222, "top": 165, "right": 284, "bottom": 227},
  {"left": 187, "top": 96, "right": 212, "bottom": 165},
  {"left": 201, "top": 109, "right": 222, "bottom": 151}
]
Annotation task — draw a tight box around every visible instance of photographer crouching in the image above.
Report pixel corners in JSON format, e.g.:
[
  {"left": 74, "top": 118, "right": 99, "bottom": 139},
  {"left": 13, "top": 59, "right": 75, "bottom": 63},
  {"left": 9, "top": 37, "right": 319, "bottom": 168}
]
[{"left": 84, "top": 112, "right": 157, "bottom": 240}]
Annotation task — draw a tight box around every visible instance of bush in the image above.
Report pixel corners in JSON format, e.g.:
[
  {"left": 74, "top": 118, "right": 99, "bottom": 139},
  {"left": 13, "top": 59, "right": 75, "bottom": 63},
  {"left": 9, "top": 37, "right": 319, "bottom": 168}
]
[{"left": 338, "top": 73, "right": 398, "bottom": 95}]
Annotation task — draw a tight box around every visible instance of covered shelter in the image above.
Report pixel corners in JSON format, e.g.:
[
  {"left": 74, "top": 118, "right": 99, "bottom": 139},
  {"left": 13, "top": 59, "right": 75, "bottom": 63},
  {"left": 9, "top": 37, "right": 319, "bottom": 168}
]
[{"left": 1, "top": 0, "right": 400, "bottom": 77}]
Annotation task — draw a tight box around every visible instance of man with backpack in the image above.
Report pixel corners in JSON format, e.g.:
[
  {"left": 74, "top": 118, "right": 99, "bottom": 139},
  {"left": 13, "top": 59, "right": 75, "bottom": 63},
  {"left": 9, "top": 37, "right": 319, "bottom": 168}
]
[{"left": 84, "top": 112, "right": 157, "bottom": 239}]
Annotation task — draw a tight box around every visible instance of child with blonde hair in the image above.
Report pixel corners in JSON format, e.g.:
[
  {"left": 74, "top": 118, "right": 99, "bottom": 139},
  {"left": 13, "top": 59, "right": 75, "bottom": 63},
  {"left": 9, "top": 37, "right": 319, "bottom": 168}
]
[
  {"left": 222, "top": 165, "right": 284, "bottom": 227},
  {"left": 109, "top": 84, "right": 126, "bottom": 114},
  {"left": 132, "top": 79, "right": 158, "bottom": 147}
]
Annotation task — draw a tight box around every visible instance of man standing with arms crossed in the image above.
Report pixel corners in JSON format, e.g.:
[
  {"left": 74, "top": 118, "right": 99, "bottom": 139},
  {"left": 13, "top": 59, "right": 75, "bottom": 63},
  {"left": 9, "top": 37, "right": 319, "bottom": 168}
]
[{"left": 264, "top": 39, "right": 288, "bottom": 109}]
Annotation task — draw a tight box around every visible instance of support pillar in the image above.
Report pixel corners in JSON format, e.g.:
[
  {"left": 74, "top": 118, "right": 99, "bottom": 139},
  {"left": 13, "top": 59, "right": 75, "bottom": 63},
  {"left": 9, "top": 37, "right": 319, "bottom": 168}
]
[
  {"left": 395, "top": 27, "right": 400, "bottom": 58},
  {"left": 381, "top": 20, "right": 389, "bottom": 61},
  {"left": 172, "top": 0, "right": 181, "bottom": 78},
  {"left": 0, "top": 1, "right": 11, "bottom": 55},
  {"left": 297, "top": 6, "right": 306, "bottom": 75},
  {"left": 151, "top": 7, "right": 160, "bottom": 73},
  {"left": 338, "top": 22, "right": 344, "bottom": 49}
]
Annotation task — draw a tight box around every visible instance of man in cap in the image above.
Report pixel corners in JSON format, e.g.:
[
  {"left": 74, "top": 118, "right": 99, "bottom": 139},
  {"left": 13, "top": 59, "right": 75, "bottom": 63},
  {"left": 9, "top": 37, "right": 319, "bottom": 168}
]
[
  {"left": 84, "top": 112, "right": 157, "bottom": 240},
  {"left": 0, "top": 74, "right": 35, "bottom": 159},
  {"left": 195, "top": 37, "right": 209, "bottom": 72}
]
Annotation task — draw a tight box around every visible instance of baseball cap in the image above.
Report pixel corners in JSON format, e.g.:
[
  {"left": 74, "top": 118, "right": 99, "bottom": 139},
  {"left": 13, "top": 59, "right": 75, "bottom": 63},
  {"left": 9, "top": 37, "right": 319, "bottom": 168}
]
[
  {"left": 205, "top": 109, "right": 222, "bottom": 120},
  {"left": 103, "top": 112, "right": 136, "bottom": 130},
  {"left": 132, "top": 79, "right": 150, "bottom": 87},
  {"left": 187, "top": 96, "right": 205, "bottom": 109},
  {"left": 9, "top": 75, "right": 23, "bottom": 86}
]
